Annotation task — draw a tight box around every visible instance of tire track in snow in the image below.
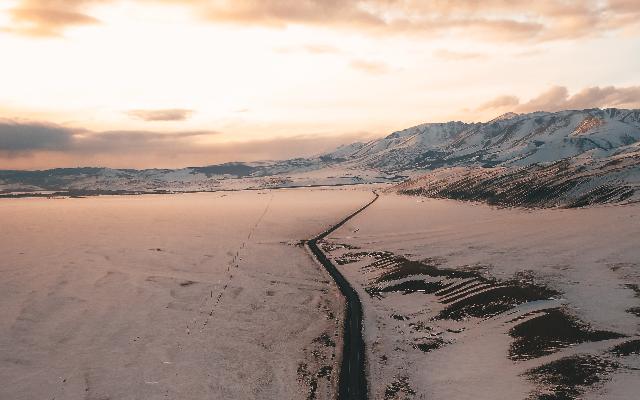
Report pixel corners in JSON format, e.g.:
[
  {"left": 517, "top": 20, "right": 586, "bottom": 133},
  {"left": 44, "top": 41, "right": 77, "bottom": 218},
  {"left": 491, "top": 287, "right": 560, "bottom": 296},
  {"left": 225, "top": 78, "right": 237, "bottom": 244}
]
[{"left": 193, "top": 193, "right": 274, "bottom": 332}]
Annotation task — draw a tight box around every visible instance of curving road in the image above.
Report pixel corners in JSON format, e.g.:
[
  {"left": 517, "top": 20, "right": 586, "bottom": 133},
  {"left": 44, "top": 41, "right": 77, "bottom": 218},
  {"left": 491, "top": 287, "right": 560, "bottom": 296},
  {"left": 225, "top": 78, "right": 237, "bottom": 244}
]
[{"left": 307, "top": 191, "right": 379, "bottom": 400}]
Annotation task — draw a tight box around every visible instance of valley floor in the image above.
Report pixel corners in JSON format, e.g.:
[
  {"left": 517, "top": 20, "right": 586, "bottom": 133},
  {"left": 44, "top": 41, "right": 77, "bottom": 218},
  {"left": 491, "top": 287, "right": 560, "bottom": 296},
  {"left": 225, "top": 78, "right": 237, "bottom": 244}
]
[
  {"left": 324, "top": 194, "right": 640, "bottom": 400},
  {"left": 3, "top": 188, "right": 639, "bottom": 400},
  {"left": 0, "top": 188, "right": 373, "bottom": 400}
]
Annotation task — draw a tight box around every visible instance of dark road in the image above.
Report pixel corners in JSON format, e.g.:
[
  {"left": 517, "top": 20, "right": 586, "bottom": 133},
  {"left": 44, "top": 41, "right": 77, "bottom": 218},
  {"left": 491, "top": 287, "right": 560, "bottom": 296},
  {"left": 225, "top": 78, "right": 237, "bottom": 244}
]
[{"left": 307, "top": 191, "right": 378, "bottom": 400}]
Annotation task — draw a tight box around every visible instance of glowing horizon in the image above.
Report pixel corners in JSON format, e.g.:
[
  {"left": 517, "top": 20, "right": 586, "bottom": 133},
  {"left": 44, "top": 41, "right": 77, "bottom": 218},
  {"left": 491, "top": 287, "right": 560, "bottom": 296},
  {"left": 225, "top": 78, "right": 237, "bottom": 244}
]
[{"left": 1, "top": 0, "right": 639, "bottom": 169}]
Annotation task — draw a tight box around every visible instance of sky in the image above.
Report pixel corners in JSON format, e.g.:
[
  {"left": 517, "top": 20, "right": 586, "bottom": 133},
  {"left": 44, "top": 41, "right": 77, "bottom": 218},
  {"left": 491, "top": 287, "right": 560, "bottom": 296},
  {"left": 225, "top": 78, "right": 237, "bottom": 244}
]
[{"left": 0, "top": 0, "right": 639, "bottom": 169}]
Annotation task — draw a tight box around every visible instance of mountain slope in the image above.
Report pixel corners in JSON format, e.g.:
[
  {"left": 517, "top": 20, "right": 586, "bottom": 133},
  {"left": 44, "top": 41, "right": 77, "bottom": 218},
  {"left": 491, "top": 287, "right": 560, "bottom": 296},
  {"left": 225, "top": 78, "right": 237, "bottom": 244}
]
[
  {"left": 327, "top": 107, "right": 640, "bottom": 207},
  {"left": 394, "top": 146, "right": 640, "bottom": 208},
  {"left": 327, "top": 108, "right": 640, "bottom": 171}
]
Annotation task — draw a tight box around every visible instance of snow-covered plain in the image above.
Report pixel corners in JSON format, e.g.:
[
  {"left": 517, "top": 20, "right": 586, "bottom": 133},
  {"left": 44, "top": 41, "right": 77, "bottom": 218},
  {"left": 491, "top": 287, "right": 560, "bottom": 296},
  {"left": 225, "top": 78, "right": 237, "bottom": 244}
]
[
  {"left": 0, "top": 188, "right": 373, "bottom": 400},
  {"left": 324, "top": 194, "right": 640, "bottom": 399},
  {"left": 3, "top": 184, "right": 639, "bottom": 400}
]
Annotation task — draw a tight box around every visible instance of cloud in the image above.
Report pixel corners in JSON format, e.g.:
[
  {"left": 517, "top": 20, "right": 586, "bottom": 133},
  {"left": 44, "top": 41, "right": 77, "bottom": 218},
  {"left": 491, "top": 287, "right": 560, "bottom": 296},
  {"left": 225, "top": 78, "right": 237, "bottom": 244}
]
[
  {"left": 476, "top": 95, "right": 520, "bottom": 111},
  {"left": 168, "top": 1, "right": 639, "bottom": 42},
  {"left": 194, "top": 0, "right": 385, "bottom": 29},
  {"left": 4, "top": 0, "right": 639, "bottom": 42},
  {"left": 0, "top": 118, "right": 371, "bottom": 169},
  {"left": 5, "top": 1, "right": 99, "bottom": 36},
  {"left": 349, "top": 59, "right": 390, "bottom": 74},
  {"left": 0, "top": 119, "right": 218, "bottom": 157},
  {"left": 516, "top": 86, "right": 571, "bottom": 112},
  {"left": 476, "top": 85, "right": 640, "bottom": 114},
  {"left": 0, "top": 120, "right": 76, "bottom": 152},
  {"left": 126, "top": 108, "right": 194, "bottom": 122},
  {"left": 198, "top": 132, "right": 374, "bottom": 164},
  {"left": 563, "top": 86, "right": 640, "bottom": 110},
  {"left": 73, "top": 130, "right": 215, "bottom": 152},
  {"left": 434, "top": 49, "right": 486, "bottom": 61},
  {"left": 274, "top": 43, "right": 341, "bottom": 55},
  {"left": 300, "top": 43, "right": 341, "bottom": 54}
]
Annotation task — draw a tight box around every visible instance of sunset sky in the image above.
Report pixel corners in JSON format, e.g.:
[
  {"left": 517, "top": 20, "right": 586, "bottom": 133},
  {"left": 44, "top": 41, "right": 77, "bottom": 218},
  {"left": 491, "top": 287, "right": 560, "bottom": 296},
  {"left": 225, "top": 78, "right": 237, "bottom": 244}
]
[{"left": 1, "top": 0, "right": 639, "bottom": 169}]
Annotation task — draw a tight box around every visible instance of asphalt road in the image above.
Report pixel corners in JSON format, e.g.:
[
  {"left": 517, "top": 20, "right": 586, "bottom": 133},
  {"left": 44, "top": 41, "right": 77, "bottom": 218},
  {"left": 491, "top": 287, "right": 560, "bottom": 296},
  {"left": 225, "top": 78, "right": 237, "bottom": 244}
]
[{"left": 307, "top": 191, "right": 378, "bottom": 400}]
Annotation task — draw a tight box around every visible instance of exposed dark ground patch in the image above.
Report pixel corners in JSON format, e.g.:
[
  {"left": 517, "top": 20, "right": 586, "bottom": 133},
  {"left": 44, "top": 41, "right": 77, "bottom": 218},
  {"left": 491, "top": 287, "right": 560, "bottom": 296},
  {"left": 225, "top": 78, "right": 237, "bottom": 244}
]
[
  {"left": 436, "top": 279, "right": 480, "bottom": 298},
  {"left": 359, "top": 251, "right": 397, "bottom": 272},
  {"left": 384, "top": 376, "right": 416, "bottom": 400},
  {"left": 378, "top": 280, "right": 446, "bottom": 295},
  {"left": 408, "top": 321, "right": 433, "bottom": 333},
  {"left": 297, "top": 363, "right": 319, "bottom": 400},
  {"left": 317, "top": 366, "right": 333, "bottom": 378},
  {"left": 298, "top": 338, "right": 338, "bottom": 400},
  {"left": 334, "top": 252, "right": 370, "bottom": 265},
  {"left": 436, "top": 283, "right": 558, "bottom": 320},
  {"left": 320, "top": 243, "right": 360, "bottom": 252},
  {"left": 413, "top": 338, "right": 446, "bottom": 352},
  {"left": 624, "top": 283, "right": 640, "bottom": 297},
  {"left": 526, "top": 354, "right": 620, "bottom": 400},
  {"left": 326, "top": 246, "right": 636, "bottom": 399},
  {"left": 608, "top": 339, "right": 640, "bottom": 357},
  {"left": 626, "top": 307, "right": 640, "bottom": 317},
  {"left": 313, "top": 333, "right": 336, "bottom": 348},
  {"left": 361, "top": 252, "right": 559, "bottom": 320},
  {"left": 509, "top": 308, "right": 626, "bottom": 361},
  {"left": 374, "top": 258, "right": 478, "bottom": 284}
]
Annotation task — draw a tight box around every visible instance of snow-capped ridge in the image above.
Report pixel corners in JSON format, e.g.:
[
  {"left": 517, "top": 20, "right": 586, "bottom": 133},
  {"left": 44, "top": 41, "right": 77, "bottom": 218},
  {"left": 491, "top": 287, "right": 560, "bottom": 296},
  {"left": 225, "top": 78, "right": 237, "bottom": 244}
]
[
  {"left": 488, "top": 112, "right": 519, "bottom": 123},
  {"left": 323, "top": 108, "right": 640, "bottom": 171}
]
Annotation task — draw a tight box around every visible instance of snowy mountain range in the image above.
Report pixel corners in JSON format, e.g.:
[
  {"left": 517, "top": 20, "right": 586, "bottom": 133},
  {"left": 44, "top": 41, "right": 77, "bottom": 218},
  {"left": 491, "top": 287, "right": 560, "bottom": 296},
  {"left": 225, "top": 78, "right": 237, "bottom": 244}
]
[
  {"left": 2, "top": 108, "right": 640, "bottom": 206},
  {"left": 326, "top": 108, "right": 640, "bottom": 170}
]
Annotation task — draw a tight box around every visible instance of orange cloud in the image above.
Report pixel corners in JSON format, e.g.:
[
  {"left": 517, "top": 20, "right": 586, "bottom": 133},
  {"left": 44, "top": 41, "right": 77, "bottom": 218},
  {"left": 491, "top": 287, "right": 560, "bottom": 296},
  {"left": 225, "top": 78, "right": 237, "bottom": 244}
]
[
  {"left": 0, "top": 119, "right": 217, "bottom": 157},
  {"left": 5, "top": 0, "right": 100, "bottom": 36},
  {"left": 478, "top": 85, "right": 640, "bottom": 114},
  {"left": 476, "top": 95, "right": 520, "bottom": 111},
  {"left": 3, "top": 0, "right": 639, "bottom": 42},
  {"left": 274, "top": 43, "right": 341, "bottom": 55},
  {"left": 126, "top": 109, "right": 194, "bottom": 122},
  {"left": 349, "top": 59, "right": 390, "bottom": 75},
  {"left": 563, "top": 86, "right": 640, "bottom": 110},
  {"left": 434, "top": 49, "right": 486, "bottom": 61}
]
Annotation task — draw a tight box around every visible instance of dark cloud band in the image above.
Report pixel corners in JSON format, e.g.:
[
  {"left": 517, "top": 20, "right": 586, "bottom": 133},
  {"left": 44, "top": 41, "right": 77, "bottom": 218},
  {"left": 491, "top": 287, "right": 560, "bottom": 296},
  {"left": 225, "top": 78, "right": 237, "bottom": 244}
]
[
  {"left": 0, "top": 119, "right": 370, "bottom": 169},
  {"left": 0, "top": 120, "right": 217, "bottom": 155},
  {"left": 0, "top": 121, "right": 75, "bottom": 152}
]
